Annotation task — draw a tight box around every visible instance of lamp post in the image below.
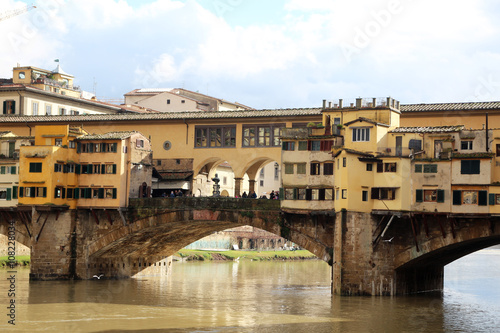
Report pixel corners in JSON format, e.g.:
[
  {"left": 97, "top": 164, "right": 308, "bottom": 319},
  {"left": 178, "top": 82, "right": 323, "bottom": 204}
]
[{"left": 212, "top": 173, "right": 220, "bottom": 197}]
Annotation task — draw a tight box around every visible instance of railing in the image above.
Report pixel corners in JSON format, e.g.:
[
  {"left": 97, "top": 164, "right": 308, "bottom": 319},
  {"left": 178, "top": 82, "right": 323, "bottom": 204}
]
[
  {"left": 33, "top": 78, "right": 81, "bottom": 92},
  {"left": 0, "top": 149, "right": 19, "bottom": 159}
]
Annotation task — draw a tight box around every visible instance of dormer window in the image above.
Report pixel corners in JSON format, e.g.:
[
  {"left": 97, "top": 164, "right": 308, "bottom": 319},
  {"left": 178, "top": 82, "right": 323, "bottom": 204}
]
[
  {"left": 18, "top": 72, "right": 25, "bottom": 79},
  {"left": 352, "top": 127, "right": 370, "bottom": 142}
]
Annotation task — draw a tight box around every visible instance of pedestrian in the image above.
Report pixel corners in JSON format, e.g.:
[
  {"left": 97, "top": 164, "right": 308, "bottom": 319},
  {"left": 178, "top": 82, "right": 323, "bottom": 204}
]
[
  {"left": 169, "top": 191, "right": 175, "bottom": 198},
  {"left": 250, "top": 191, "right": 257, "bottom": 199},
  {"left": 269, "top": 190, "right": 275, "bottom": 200},
  {"left": 242, "top": 191, "right": 248, "bottom": 198}
]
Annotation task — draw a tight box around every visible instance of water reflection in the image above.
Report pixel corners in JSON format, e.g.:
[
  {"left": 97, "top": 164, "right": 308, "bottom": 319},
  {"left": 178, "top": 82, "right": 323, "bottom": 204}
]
[{"left": 0, "top": 250, "right": 498, "bottom": 332}]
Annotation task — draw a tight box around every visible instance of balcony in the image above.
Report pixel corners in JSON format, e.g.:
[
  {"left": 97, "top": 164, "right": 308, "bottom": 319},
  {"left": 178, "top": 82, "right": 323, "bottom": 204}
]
[
  {"left": 33, "top": 78, "right": 81, "bottom": 92},
  {"left": 0, "top": 149, "right": 19, "bottom": 160},
  {"left": 281, "top": 126, "right": 343, "bottom": 139}
]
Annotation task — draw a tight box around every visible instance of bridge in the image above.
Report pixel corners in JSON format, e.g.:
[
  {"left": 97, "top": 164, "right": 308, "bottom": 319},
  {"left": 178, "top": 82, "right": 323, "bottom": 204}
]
[{"left": 1, "top": 198, "right": 499, "bottom": 295}]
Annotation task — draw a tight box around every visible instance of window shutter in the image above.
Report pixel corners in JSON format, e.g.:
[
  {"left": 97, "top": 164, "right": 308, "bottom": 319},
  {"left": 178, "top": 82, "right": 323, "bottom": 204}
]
[
  {"left": 307, "top": 141, "right": 312, "bottom": 151},
  {"left": 279, "top": 188, "right": 284, "bottom": 200},
  {"left": 461, "top": 160, "right": 470, "bottom": 174},
  {"left": 416, "top": 189, "right": 423, "bottom": 202},
  {"left": 2, "top": 101, "right": 6, "bottom": 114},
  {"left": 478, "top": 191, "right": 487, "bottom": 206},
  {"left": 0, "top": 166, "right": 5, "bottom": 174},
  {"left": 19, "top": 187, "right": 24, "bottom": 198},
  {"left": 305, "top": 189, "right": 312, "bottom": 200},
  {"left": 101, "top": 164, "right": 105, "bottom": 174},
  {"left": 377, "top": 163, "right": 383, "bottom": 173},
  {"left": 63, "top": 164, "right": 68, "bottom": 173},
  {"left": 54, "top": 187, "right": 58, "bottom": 198},
  {"left": 12, "top": 186, "right": 18, "bottom": 199},
  {"left": 319, "top": 188, "right": 326, "bottom": 200},
  {"left": 112, "top": 188, "right": 117, "bottom": 199},
  {"left": 112, "top": 164, "right": 117, "bottom": 174},
  {"left": 54, "top": 164, "right": 57, "bottom": 172},
  {"left": 371, "top": 188, "right": 379, "bottom": 199},
  {"left": 452, "top": 190, "right": 462, "bottom": 205},
  {"left": 88, "top": 165, "right": 93, "bottom": 174},
  {"left": 62, "top": 188, "right": 66, "bottom": 199},
  {"left": 6, "top": 188, "right": 11, "bottom": 201},
  {"left": 86, "top": 188, "right": 92, "bottom": 198},
  {"left": 112, "top": 143, "right": 117, "bottom": 152},
  {"left": 489, "top": 193, "right": 496, "bottom": 205},
  {"left": 89, "top": 143, "right": 94, "bottom": 153},
  {"left": 437, "top": 190, "right": 445, "bottom": 203},
  {"left": 471, "top": 160, "right": 480, "bottom": 174},
  {"left": 74, "top": 188, "right": 79, "bottom": 199},
  {"left": 98, "top": 188, "right": 104, "bottom": 199},
  {"left": 293, "top": 188, "right": 297, "bottom": 200},
  {"left": 10, "top": 166, "right": 16, "bottom": 175},
  {"left": 30, "top": 187, "right": 35, "bottom": 198},
  {"left": 76, "top": 164, "right": 81, "bottom": 174},
  {"left": 43, "top": 187, "right": 47, "bottom": 198},
  {"left": 77, "top": 142, "right": 81, "bottom": 153},
  {"left": 282, "top": 142, "right": 286, "bottom": 150}
]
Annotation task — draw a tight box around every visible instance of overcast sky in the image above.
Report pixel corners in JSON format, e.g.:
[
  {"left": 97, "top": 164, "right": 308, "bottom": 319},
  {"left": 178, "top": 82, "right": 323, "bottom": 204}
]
[{"left": 1, "top": 0, "right": 500, "bottom": 109}]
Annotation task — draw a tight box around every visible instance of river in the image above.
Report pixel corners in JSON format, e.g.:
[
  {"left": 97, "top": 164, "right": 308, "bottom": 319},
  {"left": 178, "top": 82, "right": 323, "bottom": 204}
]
[{"left": 0, "top": 248, "right": 499, "bottom": 332}]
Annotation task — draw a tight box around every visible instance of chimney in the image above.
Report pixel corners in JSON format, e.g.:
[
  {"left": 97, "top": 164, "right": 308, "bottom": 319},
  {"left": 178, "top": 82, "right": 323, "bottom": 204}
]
[
  {"left": 322, "top": 99, "right": 327, "bottom": 108},
  {"left": 387, "top": 97, "right": 392, "bottom": 108},
  {"left": 328, "top": 101, "right": 332, "bottom": 108},
  {"left": 339, "top": 99, "right": 343, "bottom": 108},
  {"left": 373, "top": 98, "right": 377, "bottom": 107},
  {"left": 356, "top": 98, "right": 362, "bottom": 108}
]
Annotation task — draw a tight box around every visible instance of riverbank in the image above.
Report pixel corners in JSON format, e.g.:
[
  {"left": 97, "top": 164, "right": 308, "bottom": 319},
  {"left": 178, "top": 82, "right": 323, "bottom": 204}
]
[
  {"left": 176, "top": 249, "right": 318, "bottom": 261},
  {"left": 0, "top": 255, "right": 30, "bottom": 267}
]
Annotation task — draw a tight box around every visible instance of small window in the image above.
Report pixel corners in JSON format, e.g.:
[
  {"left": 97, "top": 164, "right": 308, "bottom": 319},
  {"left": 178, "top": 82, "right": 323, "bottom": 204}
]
[
  {"left": 18, "top": 72, "right": 25, "bottom": 79},
  {"left": 343, "top": 157, "right": 346, "bottom": 167},
  {"left": 69, "top": 141, "right": 75, "bottom": 149},
  {"left": 167, "top": 99, "right": 170, "bottom": 104},
  {"left": 310, "top": 162, "right": 320, "bottom": 175},
  {"left": 45, "top": 105, "right": 52, "bottom": 115},
  {"left": 181, "top": 100, "right": 185, "bottom": 103},
  {"left": 342, "top": 189, "right": 347, "bottom": 199},
  {"left": 461, "top": 160, "right": 480, "bottom": 175},
  {"left": 284, "top": 164, "right": 294, "bottom": 174},
  {"left": 282, "top": 142, "right": 295, "bottom": 151},
  {"left": 352, "top": 127, "right": 370, "bottom": 142},
  {"left": 324, "top": 163, "right": 334, "bottom": 175},
  {"left": 362, "top": 190, "right": 368, "bottom": 202},
  {"left": 29, "top": 163, "right": 42, "bottom": 173},
  {"left": 136, "top": 139, "right": 144, "bottom": 148},
  {"left": 462, "top": 191, "right": 478, "bottom": 205},
  {"left": 461, "top": 141, "right": 473, "bottom": 150},
  {"left": 310, "top": 141, "right": 321, "bottom": 151},
  {"left": 298, "top": 141, "right": 308, "bottom": 151},
  {"left": 296, "top": 163, "right": 306, "bottom": 174},
  {"left": 384, "top": 163, "right": 397, "bottom": 172},
  {"left": 423, "top": 164, "right": 437, "bottom": 173},
  {"left": 55, "top": 139, "right": 63, "bottom": 146},
  {"left": 54, "top": 163, "right": 63, "bottom": 172},
  {"left": 424, "top": 190, "right": 437, "bottom": 202},
  {"left": 415, "top": 164, "right": 422, "bottom": 173},
  {"left": 32, "top": 102, "right": 39, "bottom": 116},
  {"left": 366, "top": 164, "right": 372, "bottom": 171}
]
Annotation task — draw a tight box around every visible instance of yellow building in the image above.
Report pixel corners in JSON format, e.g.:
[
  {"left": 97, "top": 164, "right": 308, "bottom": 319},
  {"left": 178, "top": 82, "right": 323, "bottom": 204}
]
[{"left": 18, "top": 125, "right": 152, "bottom": 209}]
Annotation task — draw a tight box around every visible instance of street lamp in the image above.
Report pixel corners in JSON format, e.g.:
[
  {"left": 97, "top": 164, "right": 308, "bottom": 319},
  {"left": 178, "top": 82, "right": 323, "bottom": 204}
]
[{"left": 212, "top": 173, "right": 220, "bottom": 197}]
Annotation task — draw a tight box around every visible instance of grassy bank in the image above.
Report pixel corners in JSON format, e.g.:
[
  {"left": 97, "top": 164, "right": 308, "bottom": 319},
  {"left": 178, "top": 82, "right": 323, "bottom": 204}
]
[
  {"left": 0, "top": 255, "right": 30, "bottom": 267},
  {"left": 176, "top": 249, "right": 318, "bottom": 261}
]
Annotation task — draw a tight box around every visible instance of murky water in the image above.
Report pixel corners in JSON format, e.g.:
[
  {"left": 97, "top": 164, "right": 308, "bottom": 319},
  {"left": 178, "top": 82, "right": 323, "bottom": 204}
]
[{"left": 0, "top": 249, "right": 499, "bottom": 332}]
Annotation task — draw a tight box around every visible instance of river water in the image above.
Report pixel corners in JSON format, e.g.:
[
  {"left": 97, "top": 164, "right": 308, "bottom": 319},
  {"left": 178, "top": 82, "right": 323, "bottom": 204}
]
[{"left": 1, "top": 249, "right": 499, "bottom": 332}]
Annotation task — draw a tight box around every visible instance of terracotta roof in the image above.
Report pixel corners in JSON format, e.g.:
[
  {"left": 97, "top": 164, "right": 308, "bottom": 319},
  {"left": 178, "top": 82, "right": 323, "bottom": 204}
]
[
  {"left": 344, "top": 117, "right": 389, "bottom": 127},
  {"left": 0, "top": 108, "right": 323, "bottom": 123},
  {"left": 452, "top": 152, "right": 495, "bottom": 159},
  {"left": 401, "top": 101, "right": 500, "bottom": 112},
  {"left": 390, "top": 125, "right": 464, "bottom": 133},
  {"left": 77, "top": 131, "right": 141, "bottom": 140},
  {"left": 158, "top": 171, "right": 193, "bottom": 180}
]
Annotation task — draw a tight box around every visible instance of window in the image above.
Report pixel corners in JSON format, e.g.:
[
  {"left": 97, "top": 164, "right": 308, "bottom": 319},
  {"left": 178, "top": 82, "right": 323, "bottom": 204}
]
[
  {"left": 136, "top": 139, "right": 144, "bottom": 148},
  {"left": 54, "top": 163, "right": 63, "bottom": 172},
  {"left": 0, "top": 189, "right": 7, "bottom": 200},
  {"left": 37, "top": 187, "right": 46, "bottom": 198},
  {"left": 461, "top": 160, "right": 480, "bottom": 174},
  {"left": 384, "top": 163, "right": 397, "bottom": 172},
  {"left": 497, "top": 194, "right": 500, "bottom": 205},
  {"left": 282, "top": 142, "right": 295, "bottom": 151},
  {"left": 416, "top": 189, "right": 444, "bottom": 203},
  {"left": 297, "top": 163, "right": 306, "bottom": 174},
  {"left": 310, "top": 141, "right": 321, "bottom": 151},
  {"left": 497, "top": 144, "right": 500, "bottom": 157},
  {"left": 223, "top": 177, "right": 227, "bottom": 185},
  {"left": 94, "top": 143, "right": 101, "bottom": 152},
  {"left": 324, "top": 163, "right": 334, "bottom": 175},
  {"left": 54, "top": 187, "right": 62, "bottom": 198},
  {"left": 167, "top": 99, "right": 170, "bottom": 104},
  {"left": 70, "top": 110, "right": 79, "bottom": 115},
  {"left": 461, "top": 141, "right": 473, "bottom": 150},
  {"left": 105, "top": 164, "right": 116, "bottom": 174},
  {"left": 415, "top": 164, "right": 422, "bottom": 173},
  {"left": 93, "top": 164, "right": 101, "bottom": 174},
  {"left": 298, "top": 141, "right": 308, "bottom": 151},
  {"left": 342, "top": 189, "right": 347, "bottom": 199},
  {"left": 260, "top": 180, "right": 264, "bottom": 187},
  {"left": 55, "top": 139, "right": 63, "bottom": 146},
  {"left": 105, "top": 188, "right": 116, "bottom": 199},
  {"left": 453, "top": 190, "right": 488, "bottom": 206},
  {"left": 424, "top": 190, "right": 437, "bottom": 202},
  {"left": 32, "top": 102, "right": 39, "bottom": 115},
  {"left": 181, "top": 100, "right": 185, "bottom": 103},
  {"left": 352, "top": 127, "right": 370, "bottom": 142},
  {"left": 284, "top": 164, "right": 294, "bottom": 174},
  {"left": 93, "top": 188, "right": 100, "bottom": 199},
  {"left": 462, "top": 191, "right": 478, "bottom": 205},
  {"left": 371, "top": 188, "right": 396, "bottom": 200},
  {"left": 274, "top": 164, "right": 279, "bottom": 180},
  {"left": 3, "top": 100, "right": 16, "bottom": 114},
  {"left": 366, "top": 164, "right": 373, "bottom": 171},
  {"left": 29, "top": 163, "right": 42, "bottom": 173},
  {"left": 423, "top": 164, "right": 438, "bottom": 173},
  {"left": 67, "top": 188, "right": 73, "bottom": 199},
  {"left": 285, "top": 188, "right": 295, "bottom": 200},
  {"left": 362, "top": 190, "right": 368, "bottom": 202},
  {"left": 45, "top": 105, "right": 52, "bottom": 115},
  {"left": 343, "top": 157, "right": 346, "bottom": 167},
  {"left": 298, "top": 188, "right": 306, "bottom": 200},
  {"left": 196, "top": 126, "right": 236, "bottom": 148},
  {"left": 59, "top": 108, "right": 66, "bottom": 115},
  {"left": 242, "top": 124, "right": 283, "bottom": 147},
  {"left": 310, "top": 162, "right": 320, "bottom": 175},
  {"left": 69, "top": 141, "right": 75, "bottom": 149},
  {"left": 18, "top": 72, "right": 25, "bottom": 79},
  {"left": 325, "top": 189, "right": 333, "bottom": 200}
]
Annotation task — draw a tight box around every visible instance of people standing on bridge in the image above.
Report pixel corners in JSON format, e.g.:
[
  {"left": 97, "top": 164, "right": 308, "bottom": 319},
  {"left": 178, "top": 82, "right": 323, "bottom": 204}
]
[
  {"left": 269, "top": 190, "right": 275, "bottom": 200},
  {"left": 250, "top": 191, "right": 257, "bottom": 199},
  {"left": 242, "top": 191, "right": 248, "bottom": 198},
  {"left": 169, "top": 191, "right": 175, "bottom": 198}
]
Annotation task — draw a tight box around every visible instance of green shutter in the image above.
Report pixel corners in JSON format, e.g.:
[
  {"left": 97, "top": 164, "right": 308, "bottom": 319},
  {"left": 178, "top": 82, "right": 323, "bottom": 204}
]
[
  {"left": 0, "top": 166, "right": 5, "bottom": 174},
  {"left": 43, "top": 187, "right": 47, "bottom": 198},
  {"left": 6, "top": 188, "right": 11, "bottom": 201},
  {"left": 98, "top": 188, "right": 104, "bottom": 199},
  {"left": 62, "top": 188, "right": 66, "bottom": 199},
  {"left": 89, "top": 143, "right": 94, "bottom": 153},
  {"left": 416, "top": 189, "right": 423, "bottom": 202},
  {"left": 75, "top": 164, "right": 81, "bottom": 174},
  {"left": 74, "top": 188, "right": 79, "bottom": 199},
  {"left": 478, "top": 191, "right": 488, "bottom": 206},
  {"left": 414, "top": 164, "right": 422, "bottom": 173},
  {"left": 12, "top": 186, "right": 18, "bottom": 199},
  {"left": 86, "top": 188, "right": 92, "bottom": 198},
  {"left": 112, "top": 143, "right": 117, "bottom": 152},
  {"left": 87, "top": 165, "right": 93, "bottom": 174},
  {"left": 112, "top": 164, "right": 117, "bottom": 174},
  {"left": 489, "top": 193, "right": 496, "bottom": 205},
  {"left": 10, "top": 166, "right": 16, "bottom": 175},
  {"left": 19, "top": 187, "right": 24, "bottom": 198},
  {"left": 293, "top": 188, "right": 297, "bottom": 200},
  {"left": 101, "top": 164, "right": 105, "bottom": 174},
  {"left": 77, "top": 142, "right": 81, "bottom": 153},
  {"left": 452, "top": 190, "right": 462, "bottom": 205},
  {"left": 112, "top": 188, "right": 117, "bottom": 199},
  {"left": 30, "top": 187, "right": 35, "bottom": 198},
  {"left": 437, "top": 190, "right": 445, "bottom": 203},
  {"left": 279, "top": 188, "right": 284, "bottom": 200}
]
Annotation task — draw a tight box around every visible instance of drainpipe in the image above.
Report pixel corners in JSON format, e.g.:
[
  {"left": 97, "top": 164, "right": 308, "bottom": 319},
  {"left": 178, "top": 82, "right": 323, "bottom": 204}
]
[
  {"left": 184, "top": 118, "right": 189, "bottom": 145},
  {"left": 485, "top": 113, "right": 489, "bottom": 152},
  {"left": 26, "top": 122, "right": 32, "bottom": 136}
]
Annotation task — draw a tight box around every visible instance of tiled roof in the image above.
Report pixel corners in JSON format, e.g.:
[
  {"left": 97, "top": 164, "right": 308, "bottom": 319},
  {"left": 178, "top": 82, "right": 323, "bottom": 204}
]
[
  {"left": 401, "top": 101, "right": 500, "bottom": 112},
  {"left": 344, "top": 117, "right": 389, "bottom": 127},
  {"left": 158, "top": 171, "right": 193, "bottom": 180},
  {"left": 0, "top": 108, "right": 323, "bottom": 123},
  {"left": 390, "top": 125, "right": 464, "bottom": 133},
  {"left": 77, "top": 131, "right": 141, "bottom": 140}
]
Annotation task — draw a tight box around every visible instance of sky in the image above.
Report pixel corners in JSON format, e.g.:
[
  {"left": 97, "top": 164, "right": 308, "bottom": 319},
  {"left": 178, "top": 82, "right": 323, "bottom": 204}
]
[{"left": 1, "top": 0, "right": 500, "bottom": 109}]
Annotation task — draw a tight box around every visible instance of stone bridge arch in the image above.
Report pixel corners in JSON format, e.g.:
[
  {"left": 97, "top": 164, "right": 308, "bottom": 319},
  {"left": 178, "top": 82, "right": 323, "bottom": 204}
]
[
  {"left": 393, "top": 216, "right": 500, "bottom": 294},
  {"left": 79, "top": 198, "right": 334, "bottom": 279},
  {"left": 0, "top": 211, "right": 34, "bottom": 249}
]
